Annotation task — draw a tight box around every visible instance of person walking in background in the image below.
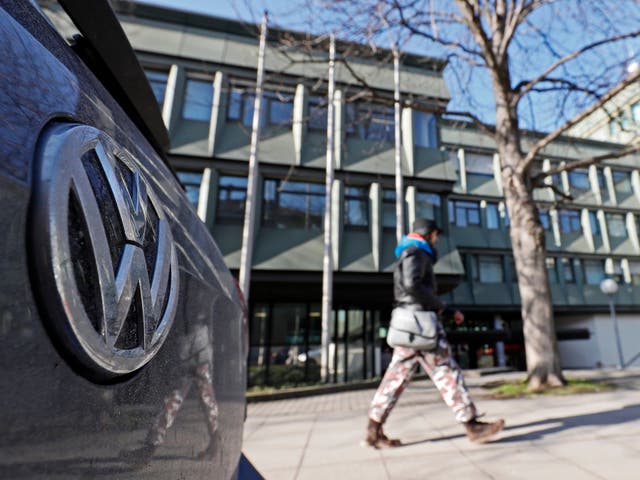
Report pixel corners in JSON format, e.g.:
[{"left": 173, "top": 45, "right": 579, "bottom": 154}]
[{"left": 364, "top": 219, "right": 504, "bottom": 448}]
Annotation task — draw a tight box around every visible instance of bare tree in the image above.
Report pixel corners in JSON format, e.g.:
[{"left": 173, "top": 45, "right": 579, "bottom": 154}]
[{"left": 309, "top": 0, "right": 640, "bottom": 389}]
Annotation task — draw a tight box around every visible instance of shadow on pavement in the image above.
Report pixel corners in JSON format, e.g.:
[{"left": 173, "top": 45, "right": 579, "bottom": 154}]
[{"left": 425, "top": 403, "right": 640, "bottom": 444}]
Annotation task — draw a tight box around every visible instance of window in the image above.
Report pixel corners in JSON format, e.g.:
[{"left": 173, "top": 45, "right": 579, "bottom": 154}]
[
  {"left": 596, "top": 168, "right": 610, "bottom": 203},
  {"left": 382, "top": 189, "right": 398, "bottom": 231},
  {"left": 606, "top": 213, "right": 627, "bottom": 238},
  {"left": 465, "top": 151, "right": 494, "bottom": 177},
  {"left": 262, "top": 179, "right": 325, "bottom": 230},
  {"left": 546, "top": 257, "right": 558, "bottom": 284},
  {"left": 632, "top": 101, "right": 640, "bottom": 124},
  {"left": 478, "top": 255, "right": 504, "bottom": 283},
  {"left": 561, "top": 257, "right": 575, "bottom": 284},
  {"left": 416, "top": 192, "right": 442, "bottom": 225},
  {"left": 629, "top": 261, "right": 640, "bottom": 285},
  {"left": 485, "top": 203, "right": 500, "bottom": 229},
  {"left": 568, "top": 169, "right": 590, "bottom": 197},
  {"left": 307, "top": 95, "right": 328, "bottom": 131},
  {"left": 447, "top": 150, "right": 460, "bottom": 173},
  {"left": 583, "top": 259, "right": 605, "bottom": 286},
  {"left": 145, "top": 69, "right": 168, "bottom": 107},
  {"left": 609, "top": 118, "right": 620, "bottom": 137},
  {"left": 413, "top": 111, "right": 437, "bottom": 148},
  {"left": 346, "top": 103, "right": 394, "bottom": 142},
  {"left": 589, "top": 211, "right": 600, "bottom": 236},
  {"left": 539, "top": 208, "right": 551, "bottom": 231},
  {"left": 507, "top": 256, "right": 517, "bottom": 283},
  {"left": 612, "top": 170, "right": 633, "bottom": 196},
  {"left": 227, "top": 83, "right": 294, "bottom": 128},
  {"left": 344, "top": 186, "right": 369, "bottom": 229},
  {"left": 216, "top": 176, "right": 247, "bottom": 224},
  {"left": 176, "top": 171, "right": 203, "bottom": 209},
  {"left": 611, "top": 259, "right": 625, "bottom": 285},
  {"left": 448, "top": 200, "right": 480, "bottom": 227},
  {"left": 182, "top": 77, "right": 214, "bottom": 121},
  {"left": 558, "top": 209, "right": 581, "bottom": 233}
]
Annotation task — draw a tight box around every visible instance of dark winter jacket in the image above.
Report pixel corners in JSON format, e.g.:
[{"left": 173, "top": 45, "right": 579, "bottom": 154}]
[{"left": 393, "top": 234, "right": 446, "bottom": 313}]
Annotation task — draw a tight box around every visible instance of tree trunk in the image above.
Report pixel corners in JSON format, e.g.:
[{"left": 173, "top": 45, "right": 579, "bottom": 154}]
[{"left": 499, "top": 143, "right": 566, "bottom": 389}]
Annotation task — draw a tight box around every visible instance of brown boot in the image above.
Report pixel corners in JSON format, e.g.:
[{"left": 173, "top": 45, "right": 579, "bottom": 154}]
[
  {"left": 363, "top": 419, "right": 402, "bottom": 448},
  {"left": 464, "top": 418, "right": 505, "bottom": 443}
]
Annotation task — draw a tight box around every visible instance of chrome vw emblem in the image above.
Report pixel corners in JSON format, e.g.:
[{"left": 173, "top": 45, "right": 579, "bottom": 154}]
[{"left": 31, "top": 123, "right": 179, "bottom": 378}]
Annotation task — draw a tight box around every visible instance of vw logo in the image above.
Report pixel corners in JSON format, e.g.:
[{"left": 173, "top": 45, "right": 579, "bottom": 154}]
[{"left": 30, "top": 123, "right": 179, "bottom": 379}]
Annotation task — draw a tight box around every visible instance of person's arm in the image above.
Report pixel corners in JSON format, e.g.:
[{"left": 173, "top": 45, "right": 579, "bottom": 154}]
[{"left": 401, "top": 250, "right": 446, "bottom": 311}]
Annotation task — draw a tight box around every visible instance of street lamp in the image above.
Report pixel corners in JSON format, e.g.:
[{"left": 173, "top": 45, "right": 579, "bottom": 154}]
[{"left": 600, "top": 278, "right": 624, "bottom": 369}]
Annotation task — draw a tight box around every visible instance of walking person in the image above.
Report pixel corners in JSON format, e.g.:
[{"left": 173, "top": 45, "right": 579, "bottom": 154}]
[{"left": 364, "top": 219, "right": 504, "bottom": 448}]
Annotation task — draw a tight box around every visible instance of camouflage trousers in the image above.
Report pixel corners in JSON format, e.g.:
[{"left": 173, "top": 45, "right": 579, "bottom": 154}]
[
  {"left": 369, "top": 335, "right": 478, "bottom": 424},
  {"left": 146, "top": 362, "right": 219, "bottom": 446}
]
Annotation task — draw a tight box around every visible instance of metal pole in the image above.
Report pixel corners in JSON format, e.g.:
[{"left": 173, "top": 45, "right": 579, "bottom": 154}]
[
  {"left": 393, "top": 45, "right": 404, "bottom": 243},
  {"left": 239, "top": 12, "right": 268, "bottom": 303},
  {"left": 609, "top": 296, "right": 625, "bottom": 369},
  {"left": 320, "top": 34, "right": 336, "bottom": 383}
]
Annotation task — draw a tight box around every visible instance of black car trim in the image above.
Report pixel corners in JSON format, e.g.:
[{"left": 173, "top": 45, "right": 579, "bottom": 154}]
[{"left": 57, "top": 0, "right": 170, "bottom": 158}]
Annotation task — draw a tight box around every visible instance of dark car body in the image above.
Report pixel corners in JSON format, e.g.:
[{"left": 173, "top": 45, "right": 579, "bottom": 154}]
[{"left": 0, "top": 1, "right": 247, "bottom": 478}]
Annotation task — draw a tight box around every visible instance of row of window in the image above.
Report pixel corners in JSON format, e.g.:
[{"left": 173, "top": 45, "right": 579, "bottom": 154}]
[
  {"left": 464, "top": 253, "right": 640, "bottom": 287},
  {"left": 178, "top": 172, "right": 640, "bottom": 240},
  {"left": 144, "top": 68, "right": 438, "bottom": 147},
  {"left": 447, "top": 148, "right": 636, "bottom": 204}
]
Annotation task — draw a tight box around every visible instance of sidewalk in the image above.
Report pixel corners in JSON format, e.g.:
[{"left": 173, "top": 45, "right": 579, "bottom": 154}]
[{"left": 242, "top": 368, "right": 640, "bottom": 479}]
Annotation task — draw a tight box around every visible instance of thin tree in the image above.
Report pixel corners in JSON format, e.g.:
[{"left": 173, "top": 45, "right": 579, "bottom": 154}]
[{"left": 314, "top": 0, "right": 640, "bottom": 389}]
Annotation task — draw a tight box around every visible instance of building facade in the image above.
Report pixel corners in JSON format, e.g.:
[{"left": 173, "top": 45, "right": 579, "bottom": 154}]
[{"left": 45, "top": 1, "right": 640, "bottom": 387}]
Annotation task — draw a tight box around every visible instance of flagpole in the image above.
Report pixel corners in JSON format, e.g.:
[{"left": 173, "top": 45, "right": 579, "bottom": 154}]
[
  {"left": 320, "top": 34, "right": 336, "bottom": 383},
  {"left": 393, "top": 44, "right": 404, "bottom": 244},
  {"left": 239, "top": 11, "right": 268, "bottom": 303}
]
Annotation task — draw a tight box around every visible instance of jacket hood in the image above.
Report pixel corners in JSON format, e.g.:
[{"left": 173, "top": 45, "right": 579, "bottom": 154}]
[{"left": 394, "top": 233, "right": 438, "bottom": 262}]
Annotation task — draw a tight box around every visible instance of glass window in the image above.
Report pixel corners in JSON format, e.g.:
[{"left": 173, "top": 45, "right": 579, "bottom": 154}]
[
  {"left": 466, "top": 254, "right": 479, "bottom": 281},
  {"left": 176, "top": 171, "right": 203, "bottom": 209},
  {"left": 478, "top": 255, "right": 504, "bottom": 283},
  {"left": 632, "top": 101, "right": 640, "bottom": 124},
  {"left": 449, "top": 200, "right": 480, "bottom": 227},
  {"left": 583, "top": 259, "right": 605, "bottom": 286},
  {"left": 507, "top": 256, "right": 517, "bottom": 283},
  {"left": 145, "top": 69, "right": 168, "bottom": 107},
  {"left": 611, "top": 259, "right": 625, "bottom": 285},
  {"left": 589, "top": 211, "right": 600, "bottom": 236},
  {"left": 262, "top": 179, "right": 325, "bottom": 230},
  {"left": 609, "top": 118, "right": 620, "bottom": 137},
  {"left": 308, "top": 95, "right": 328, "bottom": 131},
  {"left": 416, "top": 192, "right": 442, "bottom": 225},
  {"left": 606, "top": 213, "right": 627, "bottom": 238},
  {"left": 612, "top": 170, "right": 632, "bottom": 196},
  {"left": 465, "top": 151, "right": 494, "bottom": 177},
  {"left": 346, "top": 103, "right": 394, "bottom": 142},
  {"left": 266, "top": 91, "right": 294, "bottom": 126},
  {"left": 344, "top": 186, "right": 369, "bottom": 229},
  {"left": 485, "top": 203, "right": 499, "bottom": 229},
  {"left": 216, "top": 175, "right": 247, "bottom": 224},
  {"left": 539, "top": 208, "right": 551, "bottom": 231},
  {"left": 227, "top": 83, "right": 292, "bottom": 128},
  {"left": 447, "top": 150, "right": 460, "bottom": 173},
  {"left": 596, "top": 168, "right": 610, "bottom": 203},
  {"left": 382, "top": 189, "right": 398, "bottom": 231},
  {"left": 182, "top": 77, "right": 214, "bottom": 121},
  {"left": 546, "top": 257, "right": 558, "bottom": 284},
  {"left": 558, "top": 209, "right": 581, "bottom": 233},
  {"left": 568, "top": 169, "right": 591, "bottom": 196},
  {"left": 413, "top": 111, "right": 437, "bottom": 148},
  {"left": 629, "top": 260, "right": 640, "bottom": 285},
  {"left": 561, "top": 257, "right": 575, "bottom": 284}
]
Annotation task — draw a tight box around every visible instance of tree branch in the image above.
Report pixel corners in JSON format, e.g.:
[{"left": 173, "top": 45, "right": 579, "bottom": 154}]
[
  {"left": 514, "top": 29, "right": 640, "bottom": 101},
  {"left": 523, "top": 68, "right": 640, "bottom": 170}
]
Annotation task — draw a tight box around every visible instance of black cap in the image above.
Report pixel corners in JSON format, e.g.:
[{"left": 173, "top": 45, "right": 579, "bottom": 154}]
[{"left": 413, "top": 218, "right": 442, "bottom": 236}]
